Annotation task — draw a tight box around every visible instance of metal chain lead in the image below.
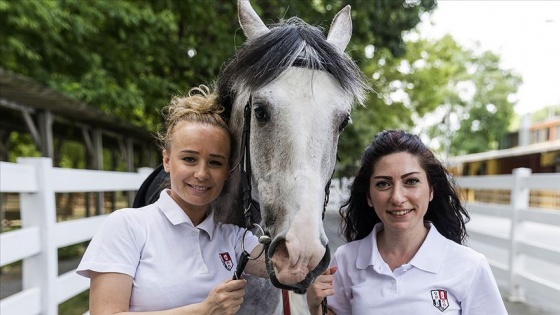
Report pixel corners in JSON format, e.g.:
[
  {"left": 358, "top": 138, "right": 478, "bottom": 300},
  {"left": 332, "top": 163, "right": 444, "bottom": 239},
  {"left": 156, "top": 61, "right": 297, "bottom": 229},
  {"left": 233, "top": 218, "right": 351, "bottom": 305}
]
[{"left": 232, "top": 223, "right": 271, "bottom": 280}]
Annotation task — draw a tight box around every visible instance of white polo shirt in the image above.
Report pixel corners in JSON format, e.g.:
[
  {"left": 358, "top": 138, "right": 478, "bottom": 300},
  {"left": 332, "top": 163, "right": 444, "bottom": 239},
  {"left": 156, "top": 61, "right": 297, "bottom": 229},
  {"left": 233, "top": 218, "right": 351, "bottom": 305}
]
[
  {"left": 77, "top": 189, "right": 259, "bottom": 311},
  {"left": 327, "top": 223, "right": 507, "bottom": 315}
]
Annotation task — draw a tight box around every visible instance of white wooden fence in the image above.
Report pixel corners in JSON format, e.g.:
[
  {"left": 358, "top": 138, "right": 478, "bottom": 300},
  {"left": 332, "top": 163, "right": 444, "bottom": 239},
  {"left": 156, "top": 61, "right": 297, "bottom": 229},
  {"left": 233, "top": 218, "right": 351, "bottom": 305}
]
[
  {"left": 2, "top": 158, "right": 559, "bottom": 314},
  {"left": 453, "top": 168, "right": 560, "bottom": 306},
  {"left": 0, "top": 157, "right": 152, "bottom": 315},
  {"left": 328, "top": 168, "right": 560, "bottom": 307}
]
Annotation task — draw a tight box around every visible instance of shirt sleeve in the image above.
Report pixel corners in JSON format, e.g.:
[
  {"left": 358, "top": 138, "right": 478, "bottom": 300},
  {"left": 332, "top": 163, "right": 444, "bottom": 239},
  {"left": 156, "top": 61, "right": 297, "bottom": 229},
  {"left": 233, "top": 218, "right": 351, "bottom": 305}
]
[
  {"left": 461, "top": 256, "right": 508, "bottom": 315},
  {"left": 241, "top": 228, "right": 260, "bottom": 255},
  {"left": 76, "top": 210, "right": 142, "bottom": 278}
]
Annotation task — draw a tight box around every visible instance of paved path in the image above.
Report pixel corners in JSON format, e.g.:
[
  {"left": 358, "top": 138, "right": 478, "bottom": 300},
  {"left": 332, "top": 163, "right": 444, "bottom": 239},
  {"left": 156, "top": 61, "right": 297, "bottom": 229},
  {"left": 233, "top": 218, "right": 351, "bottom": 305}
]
[{"left": 322, "top": 210, "right": 560, "bottom": 315}]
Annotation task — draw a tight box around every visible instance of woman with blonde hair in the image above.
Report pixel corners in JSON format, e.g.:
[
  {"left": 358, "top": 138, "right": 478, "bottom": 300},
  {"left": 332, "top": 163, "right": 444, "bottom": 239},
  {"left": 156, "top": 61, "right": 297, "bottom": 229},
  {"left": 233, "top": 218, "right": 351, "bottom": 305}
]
[{"left": 78, "top": 85, "right": 267, "bottom": 315}]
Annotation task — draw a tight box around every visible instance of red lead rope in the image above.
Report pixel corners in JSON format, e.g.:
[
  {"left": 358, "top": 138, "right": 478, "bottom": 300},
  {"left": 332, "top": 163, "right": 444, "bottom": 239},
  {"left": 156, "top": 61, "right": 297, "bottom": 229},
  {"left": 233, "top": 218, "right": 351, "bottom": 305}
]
[{"left": 282, "top": 289, "right": 291, "bottom": 315}]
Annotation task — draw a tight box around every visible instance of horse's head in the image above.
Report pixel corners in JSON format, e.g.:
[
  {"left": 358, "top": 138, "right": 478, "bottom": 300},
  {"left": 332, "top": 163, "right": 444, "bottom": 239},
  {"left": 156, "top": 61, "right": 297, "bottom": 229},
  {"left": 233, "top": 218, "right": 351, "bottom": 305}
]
[{"left": 215, "top": 0, "right": 368, "bottom": 292}]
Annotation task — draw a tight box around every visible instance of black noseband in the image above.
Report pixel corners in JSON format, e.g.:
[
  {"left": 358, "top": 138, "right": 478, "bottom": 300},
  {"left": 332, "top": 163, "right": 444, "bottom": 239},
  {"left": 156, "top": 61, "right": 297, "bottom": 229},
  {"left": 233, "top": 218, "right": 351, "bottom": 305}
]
[{"left": 264, "top": 241, "right": 331, "bottom": 294}]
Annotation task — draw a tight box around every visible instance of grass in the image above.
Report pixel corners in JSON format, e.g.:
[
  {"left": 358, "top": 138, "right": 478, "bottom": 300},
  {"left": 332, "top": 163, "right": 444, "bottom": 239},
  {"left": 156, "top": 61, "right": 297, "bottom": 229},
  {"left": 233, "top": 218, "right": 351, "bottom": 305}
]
[{"left": 59, "top": 290, "right": 89, "bottom": 315}]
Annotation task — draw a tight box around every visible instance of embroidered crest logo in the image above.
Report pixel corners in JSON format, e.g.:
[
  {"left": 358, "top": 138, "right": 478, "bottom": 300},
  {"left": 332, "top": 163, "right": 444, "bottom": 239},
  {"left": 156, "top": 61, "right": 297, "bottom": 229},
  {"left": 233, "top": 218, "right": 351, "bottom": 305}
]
[
  {"left": 431, "top": 289, "right": 449, "bottom": 312},
  {"left": 219, "top": 252, "right": 234, "bottom": 271}
]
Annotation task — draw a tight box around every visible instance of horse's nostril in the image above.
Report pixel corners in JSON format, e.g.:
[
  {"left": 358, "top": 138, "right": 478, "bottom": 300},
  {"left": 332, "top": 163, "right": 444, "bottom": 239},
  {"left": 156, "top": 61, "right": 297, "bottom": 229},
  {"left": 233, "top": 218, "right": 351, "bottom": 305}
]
[{"left": 269, "top": 239, "right": 290, "bottom": 263}]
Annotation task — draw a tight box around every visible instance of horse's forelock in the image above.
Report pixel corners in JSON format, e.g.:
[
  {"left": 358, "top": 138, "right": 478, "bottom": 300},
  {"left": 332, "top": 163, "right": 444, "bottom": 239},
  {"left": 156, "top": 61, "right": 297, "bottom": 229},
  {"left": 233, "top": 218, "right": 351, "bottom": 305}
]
[{"left": 217, "top": 17, "right": 368, "bottom": 110}]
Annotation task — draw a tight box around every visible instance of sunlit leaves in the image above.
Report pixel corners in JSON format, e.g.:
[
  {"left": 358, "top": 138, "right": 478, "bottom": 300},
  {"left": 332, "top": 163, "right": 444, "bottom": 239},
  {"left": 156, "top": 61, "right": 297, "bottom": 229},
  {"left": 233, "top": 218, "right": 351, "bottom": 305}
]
[{"left": 2, "top": 0, "right": 441, "bottom": 174}]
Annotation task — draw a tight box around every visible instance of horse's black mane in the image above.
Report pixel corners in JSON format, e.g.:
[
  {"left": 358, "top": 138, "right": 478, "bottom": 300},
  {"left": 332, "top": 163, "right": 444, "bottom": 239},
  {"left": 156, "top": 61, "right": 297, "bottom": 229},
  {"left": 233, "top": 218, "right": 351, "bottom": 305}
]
[{"left": 217, "top": 17, "right": 368, "bottom": 120}]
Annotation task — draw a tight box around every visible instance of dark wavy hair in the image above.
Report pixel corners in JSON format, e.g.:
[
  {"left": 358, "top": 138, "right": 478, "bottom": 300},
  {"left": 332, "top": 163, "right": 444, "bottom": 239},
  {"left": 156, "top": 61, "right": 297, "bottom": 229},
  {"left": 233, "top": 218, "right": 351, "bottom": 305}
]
[{"left": 340, "top": 130, "right": 469, "bottom": 244}]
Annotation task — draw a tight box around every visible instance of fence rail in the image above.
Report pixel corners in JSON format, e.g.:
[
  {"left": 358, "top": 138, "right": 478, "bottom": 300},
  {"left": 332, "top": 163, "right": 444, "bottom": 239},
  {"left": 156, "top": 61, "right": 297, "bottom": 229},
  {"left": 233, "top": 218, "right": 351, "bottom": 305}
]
[
  {"left": 2, "top": 159, "right": 559, "bottom": 314},
  {"left": 0, "top": 158, "right": 152, "bottom": 315},
  {"left": 328, "top": 168, "right": 560, "bottom": 306}
]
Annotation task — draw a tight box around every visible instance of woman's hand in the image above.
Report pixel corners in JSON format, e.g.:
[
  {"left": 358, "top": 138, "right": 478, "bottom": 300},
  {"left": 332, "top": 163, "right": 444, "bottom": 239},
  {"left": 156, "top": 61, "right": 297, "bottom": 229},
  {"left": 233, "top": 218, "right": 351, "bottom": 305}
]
[
  {"left": 307, "top": 266, "right": 337, "bottom": 315},
  {"left": 202, "top": 278, "right": 247, "bottom": 315}
]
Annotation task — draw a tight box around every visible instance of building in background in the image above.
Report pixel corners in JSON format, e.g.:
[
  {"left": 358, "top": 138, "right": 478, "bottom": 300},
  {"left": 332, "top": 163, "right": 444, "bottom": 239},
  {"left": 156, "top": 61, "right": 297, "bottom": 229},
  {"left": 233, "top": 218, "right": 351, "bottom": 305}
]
[{"left": 447, "top": 114, "right": 560, "bottom": 176}]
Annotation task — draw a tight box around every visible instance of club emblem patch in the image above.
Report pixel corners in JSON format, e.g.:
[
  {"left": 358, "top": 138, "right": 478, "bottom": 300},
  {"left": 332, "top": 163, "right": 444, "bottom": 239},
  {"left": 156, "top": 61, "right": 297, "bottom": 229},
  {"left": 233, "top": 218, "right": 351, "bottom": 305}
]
[
  {"left": 431, "top": 289, "right": 449, "bottom": 312},
  {"left": 219, "top": 252, "right": 234, "bottom": 271}
]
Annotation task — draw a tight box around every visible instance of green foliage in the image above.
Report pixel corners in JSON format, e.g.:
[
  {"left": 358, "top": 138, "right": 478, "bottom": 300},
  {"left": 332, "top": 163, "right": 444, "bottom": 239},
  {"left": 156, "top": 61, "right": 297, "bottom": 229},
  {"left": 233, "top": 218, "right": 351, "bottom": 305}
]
[
  {"left": 531, "top": 105, "right": 560, "bottom": 123},
  {"left": 334, "top": 34, "right": 521, "bottom": 175},
  {"left": 1, "top": 0, "right": 435, "bottom": 133},
  {"left": 425, "top": 46, "right": 522, "bottom": 156},
  {"left": 58, "top": 290, "right": 89, "bottom": 315},
  {"left": 7, "top": 132, "right": 41, "bottom": 162},
  {"left": 58, "top": 243, "right": 86, "bottom": 260},
  {"left": 337, "top": 35, "right": 469, "bottom": 175},
  {"left": 0, "top": 0, "right": 238, "bottom": 131},
  {"left": 57, "top": 141, "right": 86, "bottom": 169},
  {"left": 4, "top": 0, "right": 519, "bottom": 172},
  {"left": 345, "top": 0, "right": 437, "bottom": 59},
  {"left": 252, "top": 0, "right": 436, "bottom": 61},
  {"left": 3, "top": 0, "right": 439, "bottom": 174}
]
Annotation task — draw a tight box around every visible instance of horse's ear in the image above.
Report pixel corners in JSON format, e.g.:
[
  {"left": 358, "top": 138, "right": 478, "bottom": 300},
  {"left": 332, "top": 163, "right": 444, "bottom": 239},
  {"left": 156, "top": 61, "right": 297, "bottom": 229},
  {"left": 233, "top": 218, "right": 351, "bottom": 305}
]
[
  {"left": 238, "top": 0, "right": 270, "bottom": 40},
  {"left": 327, "top": 5, "right": 352, "bottom": 54}
]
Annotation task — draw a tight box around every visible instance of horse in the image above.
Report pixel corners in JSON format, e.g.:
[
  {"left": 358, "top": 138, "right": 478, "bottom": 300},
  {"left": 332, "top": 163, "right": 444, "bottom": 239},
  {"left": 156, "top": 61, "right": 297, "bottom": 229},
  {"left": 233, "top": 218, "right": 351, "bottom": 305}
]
[{"left": 134, "top": 1, "right": 368, "bottom": 313}]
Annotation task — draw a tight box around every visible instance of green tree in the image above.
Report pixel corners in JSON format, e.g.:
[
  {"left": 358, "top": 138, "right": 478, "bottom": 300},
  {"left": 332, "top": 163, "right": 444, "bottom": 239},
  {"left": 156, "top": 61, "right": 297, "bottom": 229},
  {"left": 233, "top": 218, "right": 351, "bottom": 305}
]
[
  {"left": 335, "top": 34, "right": 521, "bottom": 176},
  {"left": 1, "top": 0, "right": 436, "bottom": 132},
  {"left": 2, "top": 0, "right": 439, "bottom": 173},
  {"left": 453, "top": 52, "right": 520, "bottom": 155},
  {"left": 2, "top": 0, "right": 520, "bottom": 175},
  {"left": 337, "top": 35, "right": 470, "bottom": 175},
  {"left": 0, "top": 0, "right": 239, "bottom": 130},
  {"left": 422, "top": 45, "right": 521, "bottom": 156}
]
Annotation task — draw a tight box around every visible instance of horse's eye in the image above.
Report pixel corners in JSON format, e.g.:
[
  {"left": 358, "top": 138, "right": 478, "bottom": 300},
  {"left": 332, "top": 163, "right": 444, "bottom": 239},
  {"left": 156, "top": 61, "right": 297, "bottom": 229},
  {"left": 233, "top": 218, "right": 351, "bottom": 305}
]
[
  {"left": 339, "top": 114, "right": 350, "bottom": 131},
  {"left": 254, "top": 106, "right": 270, "bottom": 122}
]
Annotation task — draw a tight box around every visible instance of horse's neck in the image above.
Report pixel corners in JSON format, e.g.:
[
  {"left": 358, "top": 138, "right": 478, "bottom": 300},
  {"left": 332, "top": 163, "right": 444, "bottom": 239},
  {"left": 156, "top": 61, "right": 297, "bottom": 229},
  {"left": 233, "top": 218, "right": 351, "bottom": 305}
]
[{"left": 213, "top": 96, "right": 250, "bottom": 226}]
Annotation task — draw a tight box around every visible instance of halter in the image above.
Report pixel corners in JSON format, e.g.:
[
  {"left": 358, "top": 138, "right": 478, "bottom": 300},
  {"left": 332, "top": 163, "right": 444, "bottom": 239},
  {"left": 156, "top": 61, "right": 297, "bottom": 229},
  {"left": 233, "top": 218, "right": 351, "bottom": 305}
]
[
  {"left": 240, "top": 99, "right": 262, "bottom": 228},
  {"left": 238, "top": 96, "right": 336, "bottom": 295}
]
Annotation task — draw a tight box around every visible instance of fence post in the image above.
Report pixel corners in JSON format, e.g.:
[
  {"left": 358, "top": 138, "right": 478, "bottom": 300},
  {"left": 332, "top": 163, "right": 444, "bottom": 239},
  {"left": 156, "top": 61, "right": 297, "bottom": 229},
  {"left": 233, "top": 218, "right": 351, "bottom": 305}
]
[
  {"left": 507, "top": 167, "right": 531, "bottom": 302},
  {"left": 19, "top": 157, "right": 58, "bottom": 314}
]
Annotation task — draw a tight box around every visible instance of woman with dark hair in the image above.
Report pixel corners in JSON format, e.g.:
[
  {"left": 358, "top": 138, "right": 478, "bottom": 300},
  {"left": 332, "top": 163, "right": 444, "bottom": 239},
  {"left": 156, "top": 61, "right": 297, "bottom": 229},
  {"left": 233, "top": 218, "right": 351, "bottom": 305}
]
[{"left": 308, "top": 130, "right": 507, "bottom": 315}]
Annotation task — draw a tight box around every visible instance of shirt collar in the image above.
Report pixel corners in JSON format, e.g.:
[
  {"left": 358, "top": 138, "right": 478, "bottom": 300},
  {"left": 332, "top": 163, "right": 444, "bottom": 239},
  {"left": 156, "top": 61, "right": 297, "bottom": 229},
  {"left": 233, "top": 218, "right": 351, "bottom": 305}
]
[
  {"left": 356, "top": 223, "right": 384, "bottom": 269},
  {"left": 408, "top": 222, "right": 447, "bottom": 273},
  {"left": 157, "top": 189, "right": 216, "bottom": 240},
  {"left": 355, "top": 222, "right": 448, "bottom": 273}
]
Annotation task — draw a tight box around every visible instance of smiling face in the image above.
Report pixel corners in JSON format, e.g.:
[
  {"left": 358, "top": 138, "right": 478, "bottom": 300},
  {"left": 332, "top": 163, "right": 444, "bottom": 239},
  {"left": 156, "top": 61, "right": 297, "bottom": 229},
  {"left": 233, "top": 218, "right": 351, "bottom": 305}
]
[
  {"left": 162, "top": 121, "right": 231, "bottom": 224},
  {"left": 367, "top": 152, "right": 434, "bottom": 235}
]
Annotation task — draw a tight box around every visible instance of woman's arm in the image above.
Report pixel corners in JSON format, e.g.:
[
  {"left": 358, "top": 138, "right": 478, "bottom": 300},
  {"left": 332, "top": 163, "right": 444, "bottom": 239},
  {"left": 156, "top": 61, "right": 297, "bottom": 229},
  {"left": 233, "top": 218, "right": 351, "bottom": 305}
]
[
  {"left": 89, "top": 272, "right": 133, "bottom": 314},
  {"left": 89, "top": 272, "right": 247, "bottom": 315},
  {"left": 244, "top": 244, "right": 269, "bottom": 278}
]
